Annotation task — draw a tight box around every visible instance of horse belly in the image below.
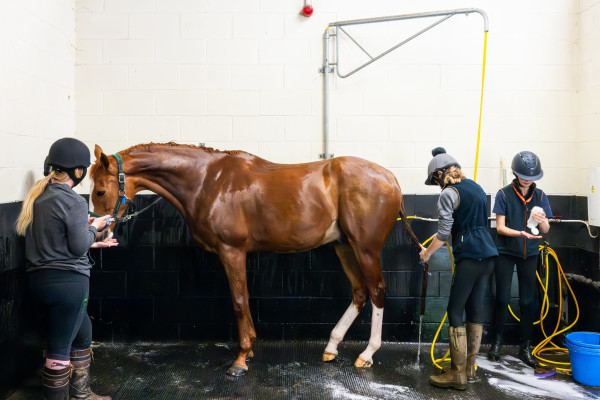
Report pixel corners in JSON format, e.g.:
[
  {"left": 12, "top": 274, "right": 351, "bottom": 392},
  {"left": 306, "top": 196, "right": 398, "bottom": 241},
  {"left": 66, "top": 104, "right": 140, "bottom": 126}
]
[{"left": 254, "top": 220, "right": 341, "bottom": 253}]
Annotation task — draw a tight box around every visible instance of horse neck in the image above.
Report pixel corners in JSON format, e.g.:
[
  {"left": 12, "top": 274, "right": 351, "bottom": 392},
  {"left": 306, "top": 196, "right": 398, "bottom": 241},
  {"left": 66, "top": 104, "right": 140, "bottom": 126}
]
[{"left": 124, "top": 147, "right": 212, "bottom": 219}]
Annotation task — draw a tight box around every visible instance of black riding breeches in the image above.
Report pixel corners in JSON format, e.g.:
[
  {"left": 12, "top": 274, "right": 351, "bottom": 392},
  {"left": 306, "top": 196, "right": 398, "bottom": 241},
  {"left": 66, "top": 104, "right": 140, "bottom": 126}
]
[
  {"left": 492, "top": 253, "right": 539, "bottom": 341},
  {"left": 447, "top": 257, "right": 495, "bottom": 328},
  {"left": 28, "top": 270, "right": 92, "bottom": 361}
]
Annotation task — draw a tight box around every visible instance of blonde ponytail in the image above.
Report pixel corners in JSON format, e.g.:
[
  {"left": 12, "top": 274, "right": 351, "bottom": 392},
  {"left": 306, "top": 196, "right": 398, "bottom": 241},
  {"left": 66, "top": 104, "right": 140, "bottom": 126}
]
[
  {"left": 15, "top": 169, "right": 71, "bottom": 236},
  {"left": 443, "top": 166, "right": 466, "bottom": 186}
]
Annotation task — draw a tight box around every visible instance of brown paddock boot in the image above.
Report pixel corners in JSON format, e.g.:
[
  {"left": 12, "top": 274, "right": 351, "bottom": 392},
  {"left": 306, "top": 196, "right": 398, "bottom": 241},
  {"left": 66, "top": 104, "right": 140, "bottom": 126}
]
[
  {"left": 69, "top": 348, "right": 111, "bottom": 400},
  {"left": 430, "top": 326, "right": 467, "bottom": 390},
  {"left": 42, "top": 365, "right": 71, "bottom": 400},
  {"left": 465, "top": 323, "right": 483, "bottom": 381}
]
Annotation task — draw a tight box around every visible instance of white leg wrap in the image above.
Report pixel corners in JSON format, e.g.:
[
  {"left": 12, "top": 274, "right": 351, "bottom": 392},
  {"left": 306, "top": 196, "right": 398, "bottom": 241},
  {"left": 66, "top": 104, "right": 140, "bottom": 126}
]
[
  {"left": 324, "top": 303, "right": 361, "bottom": 355},
  {"left": 357, "top": 304, "right": 383, "bottom": 364}
]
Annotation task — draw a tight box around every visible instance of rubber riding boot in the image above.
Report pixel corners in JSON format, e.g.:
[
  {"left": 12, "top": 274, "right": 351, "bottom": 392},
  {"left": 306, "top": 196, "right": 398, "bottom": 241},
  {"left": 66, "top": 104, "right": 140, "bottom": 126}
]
[
  {"left": 487, "top": 334, "right": 502, "bottom": 361},
  {"left": 42, "top": 365, "right": 71, "bottom": 400},
  {"left": 466, "top": 323, "right": 483, "bottom": 381},
  {"left": 69, "top": 348, "right": 111, "bottom": 400},
  {"left": 430, "top": 326, "right": 467, "bottom": 390},
  {"left": 443, "top": 323, "right": 483, "bottom": 381},
  {"left": 519, "top": 340, "right": 541, "bottom": 369}
]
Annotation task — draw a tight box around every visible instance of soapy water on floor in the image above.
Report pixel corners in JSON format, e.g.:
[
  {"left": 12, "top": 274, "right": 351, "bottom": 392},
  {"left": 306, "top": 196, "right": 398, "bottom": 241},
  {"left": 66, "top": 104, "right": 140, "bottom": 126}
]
[
  {"left": 475, "top": 355, "right": 599, "bottom": 400},
  {"left": 324, "top": 380, "right": 410, "bottom": 400}
]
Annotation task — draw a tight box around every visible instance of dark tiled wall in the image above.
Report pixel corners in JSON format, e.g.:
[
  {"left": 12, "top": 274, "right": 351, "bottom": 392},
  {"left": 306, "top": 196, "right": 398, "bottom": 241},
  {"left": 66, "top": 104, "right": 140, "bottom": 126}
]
[
  {"left": 86, "top": 194, "right": 600, "bottom": 344},
  {"left": 0, "top": 203, "right": 39, "bottom": 398},
  {"left": 1, "top": 194, "right": 598, "bottom": 367}
]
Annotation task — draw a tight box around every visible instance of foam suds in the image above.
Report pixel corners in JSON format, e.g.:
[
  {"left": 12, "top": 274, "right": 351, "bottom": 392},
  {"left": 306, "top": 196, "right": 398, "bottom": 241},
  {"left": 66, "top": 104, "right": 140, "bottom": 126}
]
[
  {"left": 324, "top": 381, "right": 372, "bottom": 400},
  {"left": 369, "top": 382, "right": 409, "bottom": 395},
  {"left": 488, "top": 377, "right": 549, "bottom": 397},
  {"left": 476, "top": 356, "right": 599, "bottom": 399}
]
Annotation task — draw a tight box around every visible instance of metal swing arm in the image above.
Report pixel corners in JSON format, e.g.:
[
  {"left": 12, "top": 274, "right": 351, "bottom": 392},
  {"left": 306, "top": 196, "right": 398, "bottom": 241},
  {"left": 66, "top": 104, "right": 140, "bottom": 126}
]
[{"left": 327, "top": 8, "right": 489, "bottom": 79}]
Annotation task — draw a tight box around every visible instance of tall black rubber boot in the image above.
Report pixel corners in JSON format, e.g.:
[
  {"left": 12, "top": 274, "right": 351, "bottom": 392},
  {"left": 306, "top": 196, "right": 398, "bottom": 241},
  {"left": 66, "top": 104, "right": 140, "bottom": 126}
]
[
  {"left": 519, "top": 340, "right": 541, "bottom": 369},
  {"left": 487, "top": 334, "right": 502, "bottom": 361}
]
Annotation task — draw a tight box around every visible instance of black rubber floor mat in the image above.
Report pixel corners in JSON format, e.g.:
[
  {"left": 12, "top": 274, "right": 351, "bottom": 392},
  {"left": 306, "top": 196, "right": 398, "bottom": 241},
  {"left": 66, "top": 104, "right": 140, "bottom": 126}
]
[{"left": 7, "top": 341, "right": 600, "bottom": 400}]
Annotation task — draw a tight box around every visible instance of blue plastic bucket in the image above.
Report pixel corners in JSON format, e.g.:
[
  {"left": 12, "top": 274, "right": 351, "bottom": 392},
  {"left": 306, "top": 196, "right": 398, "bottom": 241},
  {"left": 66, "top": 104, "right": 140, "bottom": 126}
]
[
  {"left": 565, "top": 331, "right": 600, "bottom": 350},
  {"left": 566, "top": 332, "right": 600, "bottom": 386}
]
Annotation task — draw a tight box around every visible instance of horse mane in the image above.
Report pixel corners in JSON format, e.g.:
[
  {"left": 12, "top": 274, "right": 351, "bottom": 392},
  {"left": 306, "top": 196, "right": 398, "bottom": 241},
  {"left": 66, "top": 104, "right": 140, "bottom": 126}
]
[{"left": 123, "top": 142, "right": 246, "bottom": 156}]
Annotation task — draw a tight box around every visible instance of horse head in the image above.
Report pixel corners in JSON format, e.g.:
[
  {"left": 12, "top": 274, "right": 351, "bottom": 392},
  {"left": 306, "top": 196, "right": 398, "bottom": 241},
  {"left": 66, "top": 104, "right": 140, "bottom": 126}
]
[{"left": 90, "top": 144, "right": 136, "bottom": 237}]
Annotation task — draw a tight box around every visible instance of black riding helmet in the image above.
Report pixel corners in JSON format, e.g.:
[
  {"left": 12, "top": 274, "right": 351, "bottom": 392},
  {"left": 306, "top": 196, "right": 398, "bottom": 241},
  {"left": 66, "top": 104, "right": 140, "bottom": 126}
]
[
  {"left": 425, "top": 147, "right": 461, "bottom": 186},
  {"left": 46, "top": 137, "right": 91, "bottom": 186},
  {"left": 511, "top": 151, "right": 543, "bottom": 181}
]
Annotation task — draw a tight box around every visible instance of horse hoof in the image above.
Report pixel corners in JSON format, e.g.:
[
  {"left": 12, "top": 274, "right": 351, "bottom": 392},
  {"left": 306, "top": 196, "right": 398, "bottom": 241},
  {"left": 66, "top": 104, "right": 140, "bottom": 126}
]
[
  {"left": 226, "top": 364, "right": 248, "bottom": 376},
  {"left": 322, "top": 352, "right": 337, "bottom": 362},
  {"left": 354, "top": 356, "right": 373, "bottom": 368}
]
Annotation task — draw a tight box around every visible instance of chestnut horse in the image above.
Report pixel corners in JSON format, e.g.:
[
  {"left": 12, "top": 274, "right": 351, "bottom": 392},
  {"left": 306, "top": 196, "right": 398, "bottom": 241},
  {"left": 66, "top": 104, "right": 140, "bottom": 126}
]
[{"left": 90, "top": 142, "right": 420, "bottom": 376}]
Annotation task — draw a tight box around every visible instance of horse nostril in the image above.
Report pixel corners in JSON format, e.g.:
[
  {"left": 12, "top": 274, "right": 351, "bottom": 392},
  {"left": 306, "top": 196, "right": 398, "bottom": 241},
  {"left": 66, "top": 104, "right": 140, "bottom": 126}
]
[{"left": 96, "top": 191, "right": 106, "bottom": 197}]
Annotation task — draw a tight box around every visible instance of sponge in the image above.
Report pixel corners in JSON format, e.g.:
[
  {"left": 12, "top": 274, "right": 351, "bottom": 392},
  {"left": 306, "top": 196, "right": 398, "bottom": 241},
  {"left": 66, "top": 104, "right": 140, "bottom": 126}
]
[{"left": 527, "top": 206, "right": 544, "bottom": 235}]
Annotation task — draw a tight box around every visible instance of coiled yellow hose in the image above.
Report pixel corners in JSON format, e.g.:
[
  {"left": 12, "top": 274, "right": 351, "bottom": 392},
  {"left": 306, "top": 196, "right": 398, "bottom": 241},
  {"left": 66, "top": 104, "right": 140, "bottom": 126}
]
[{"left": 428, "top": 242, "right": 579, "bottom": 372}]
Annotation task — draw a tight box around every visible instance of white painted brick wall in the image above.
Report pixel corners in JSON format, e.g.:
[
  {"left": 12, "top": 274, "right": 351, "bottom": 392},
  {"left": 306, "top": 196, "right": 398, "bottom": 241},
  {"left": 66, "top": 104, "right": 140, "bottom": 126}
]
[
  {"left": 0, "top": 1, "right": 75, "bottom": 202},
  {"left": 103, "top": 40, "right": 154, "bottom": 64},
  {"left": 6, "top": 0, "right": 598, "bottom": 204},
  {"left": 576, "top": 0, "right": 600, "bottom": 196}
]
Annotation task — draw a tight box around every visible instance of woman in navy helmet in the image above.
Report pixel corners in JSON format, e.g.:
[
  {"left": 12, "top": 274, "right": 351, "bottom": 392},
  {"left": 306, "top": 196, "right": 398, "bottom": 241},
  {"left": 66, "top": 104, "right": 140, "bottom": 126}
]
[
  {"left": 420, "top": 148, "right": 498, "bottom": 390},
  {"left": 487, "top": 151, "right": 552, "bottom": 368},
  {"left": 16, "top": 138, "right": 117, "bottom": 400}
]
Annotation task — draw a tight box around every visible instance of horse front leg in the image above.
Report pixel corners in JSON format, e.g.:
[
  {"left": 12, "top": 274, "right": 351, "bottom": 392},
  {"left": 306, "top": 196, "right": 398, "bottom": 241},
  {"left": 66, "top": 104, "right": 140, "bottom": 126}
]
[{"left": 219, "top": 246, "right": 256, "bottom": 376}]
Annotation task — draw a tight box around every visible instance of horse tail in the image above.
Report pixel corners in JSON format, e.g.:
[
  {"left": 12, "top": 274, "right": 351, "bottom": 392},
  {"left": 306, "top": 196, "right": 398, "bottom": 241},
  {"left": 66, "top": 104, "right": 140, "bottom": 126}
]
[
  {"left": 397, "top": 198, "right": 422, "bottom": 248},
  {"left": 391, "top": 172, "right": 421, "bottom": 248}
]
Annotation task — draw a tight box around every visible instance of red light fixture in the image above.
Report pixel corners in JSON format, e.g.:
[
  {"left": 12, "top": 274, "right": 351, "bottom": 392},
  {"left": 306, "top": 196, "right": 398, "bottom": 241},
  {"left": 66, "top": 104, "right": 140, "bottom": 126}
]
[{"left": 301, "top": 0, "right": 313, "bottom": 17}]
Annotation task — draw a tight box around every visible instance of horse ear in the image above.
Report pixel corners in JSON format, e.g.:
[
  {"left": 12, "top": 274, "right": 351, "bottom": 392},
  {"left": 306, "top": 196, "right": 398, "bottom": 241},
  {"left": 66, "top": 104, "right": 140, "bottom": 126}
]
[{"left": 94, "top": 144, "right": 110, "bottom": 169}]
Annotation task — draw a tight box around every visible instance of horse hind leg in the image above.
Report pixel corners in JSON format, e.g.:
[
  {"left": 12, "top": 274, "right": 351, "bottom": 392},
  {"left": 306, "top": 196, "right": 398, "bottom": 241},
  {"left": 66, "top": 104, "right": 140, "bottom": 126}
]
[
  {"left": 323, "top": 244, "right": 368, "bottom": 362},
  {"left": 352, "top": 245, "right": 386, "bottom": 368}
]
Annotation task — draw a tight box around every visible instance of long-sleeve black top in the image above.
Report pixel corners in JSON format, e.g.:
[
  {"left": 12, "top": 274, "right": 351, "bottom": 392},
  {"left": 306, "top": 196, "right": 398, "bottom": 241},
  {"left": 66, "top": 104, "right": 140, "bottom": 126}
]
[{"left": 25, "top": 182, "right": 97, "bottom": 277}]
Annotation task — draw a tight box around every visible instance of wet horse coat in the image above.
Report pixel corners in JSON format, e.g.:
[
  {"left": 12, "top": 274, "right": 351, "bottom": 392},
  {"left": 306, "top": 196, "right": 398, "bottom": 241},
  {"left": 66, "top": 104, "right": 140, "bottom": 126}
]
[{"left": 90, "top": 143, "right": 420, "bottom": 375}]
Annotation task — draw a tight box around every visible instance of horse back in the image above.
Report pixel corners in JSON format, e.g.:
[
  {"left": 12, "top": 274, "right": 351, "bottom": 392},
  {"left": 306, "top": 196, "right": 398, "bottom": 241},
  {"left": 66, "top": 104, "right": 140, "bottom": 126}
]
[{"left": 197, "top": 154, "right": 401, "bottom": 252}]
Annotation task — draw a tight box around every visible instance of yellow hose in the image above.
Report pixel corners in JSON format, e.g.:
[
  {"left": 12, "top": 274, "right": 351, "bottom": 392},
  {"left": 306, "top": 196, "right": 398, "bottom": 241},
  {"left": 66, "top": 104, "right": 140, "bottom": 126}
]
[
  {"left": 528, "top": 246, "right": 579, "bottom": 372},
  {"left": 428, "top": 242, "right": 579, "bottom": 371},
  {"left": 473, "top": 30, "right": 488, "bottom": 183},
  {"left": 430, "top": 241, "right": 454, "bottom": 369}
]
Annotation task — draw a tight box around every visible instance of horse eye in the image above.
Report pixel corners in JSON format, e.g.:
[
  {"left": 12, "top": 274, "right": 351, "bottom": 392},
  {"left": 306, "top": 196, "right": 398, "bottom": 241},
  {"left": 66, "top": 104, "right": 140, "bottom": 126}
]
[{"left": 96, "top": 191, "right": 106, "bottom": 197}]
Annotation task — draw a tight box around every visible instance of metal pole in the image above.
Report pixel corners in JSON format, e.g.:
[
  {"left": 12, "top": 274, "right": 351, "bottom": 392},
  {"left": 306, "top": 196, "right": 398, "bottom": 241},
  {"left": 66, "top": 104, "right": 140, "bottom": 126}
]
[
  {"left": 335, "top": 14, "right": 452, "bottom": 78},
  {"left": 329, "top": 8, "right": 489, "bottom": 31},
  {"left": 321, "top": 27, "right": 332, "bottom": 159},
  {"left": 321, "top": 8, "right": 489, "bottom": 159}
]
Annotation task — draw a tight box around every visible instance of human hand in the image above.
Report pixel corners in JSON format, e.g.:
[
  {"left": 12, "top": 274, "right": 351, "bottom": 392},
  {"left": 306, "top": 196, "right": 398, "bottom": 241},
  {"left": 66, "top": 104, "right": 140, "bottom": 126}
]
[
  {"left": 91, "top": 238, "right": 119, "bottom": 248},
  {"left": 90, "top": 215, "right": 112, "bottom": 231},
  {"left": 520, "top": 230, "right": 542, "bottom": 240},
  {"left": 419, "top": 247, "right": 431, "bottom": 263},
  {"left": 531, "top": 209, "right": 546, "bottom": 224}
]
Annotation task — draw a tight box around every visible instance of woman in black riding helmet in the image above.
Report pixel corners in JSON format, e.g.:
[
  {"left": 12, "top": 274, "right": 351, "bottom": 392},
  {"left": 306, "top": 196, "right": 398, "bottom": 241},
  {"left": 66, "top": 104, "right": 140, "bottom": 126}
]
[
  {"left": 16, "top": 138, "right": 118, "bottom": 400},
  {"left": 488, "top": 151, "right": 552, "bottom": 368},
  {"left": 420, "top": 148, "right": 498, "bottom": 390}
]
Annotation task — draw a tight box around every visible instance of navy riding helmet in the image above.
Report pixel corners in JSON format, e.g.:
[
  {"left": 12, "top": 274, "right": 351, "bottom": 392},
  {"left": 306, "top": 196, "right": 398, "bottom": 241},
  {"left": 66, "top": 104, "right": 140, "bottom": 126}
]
[{"left": 511, "top": 151, "right": 543, "bottom": 181}]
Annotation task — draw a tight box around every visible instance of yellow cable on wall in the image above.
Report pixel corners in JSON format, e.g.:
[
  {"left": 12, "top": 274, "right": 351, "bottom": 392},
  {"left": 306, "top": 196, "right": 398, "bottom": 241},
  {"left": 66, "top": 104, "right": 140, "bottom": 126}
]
[{"left": 473, "top": 30, "right": 488, "bottom": 183}]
